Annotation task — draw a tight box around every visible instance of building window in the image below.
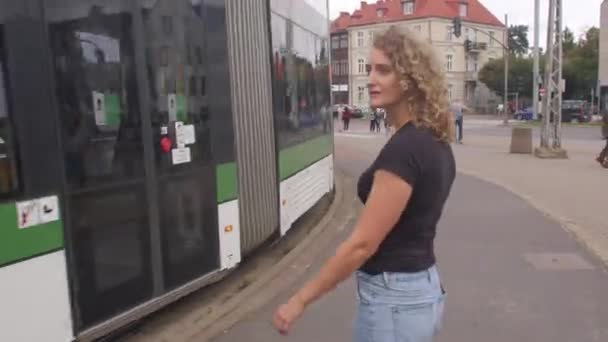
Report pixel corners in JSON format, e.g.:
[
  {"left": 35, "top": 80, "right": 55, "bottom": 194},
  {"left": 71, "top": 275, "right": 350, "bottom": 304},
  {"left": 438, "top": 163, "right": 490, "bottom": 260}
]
[
  {"left": 357, "top": 32, "right": 364, "bottom": 47},
  {"left": 459, "top": 3, "right": 468, "bottom": 17},
  {"left": 200, "top": 76, "right": 206, "bottom": 96},
  {"left": 369, "top": 31, "right": 375, "bottom": 45},
  {"left": 446, "top": 26, "right": 453, "bottom": 41},
  {"left": 489, "top": 31, "right": 495, "bottom": 46},
  {"left": 341, "top": 61, "right": 348, "bottom": 75},
  {"left": 448, "top": 84, "right": 453, "bottom": 101},
  {"left": 189, "top": 76, "right": 197, "bottom": 95},
  {"left": 358, "top": 86, "right": 365, "bottom": 102},
  {"left": 162, "top": 15, "right": 173, "bottom": 35},
  {"left": 413, "top": 25, "right": 422, "bottom": 33},
  {"left": 465, "top": 28, "right": 472, "bottom": 42},
  {"left": 331, "top": 36, "right": 339, "bottom": 49},
  {"left": 340, "top": 35, "right": 348, "bottom": 48},
  {"left": 402, "top": 1, "right": 415, "bottom": 15},
  {"left": 377, "top": 9, "right": 384, "bottom": 17},
  {"left": 466, "top": 55, "right": 478, "bottom": 72},
  {"left": 446, "top": 54, "right": 453, "bottom": 71},
  {"left": 332, "top": 61, "right": 339, "bottom": 75},
  {"left": 358, "top": 58, "right": 366, "bottom": 74},
  {"left": 195, "top": 46, "right": 203, "bottom": 65}
]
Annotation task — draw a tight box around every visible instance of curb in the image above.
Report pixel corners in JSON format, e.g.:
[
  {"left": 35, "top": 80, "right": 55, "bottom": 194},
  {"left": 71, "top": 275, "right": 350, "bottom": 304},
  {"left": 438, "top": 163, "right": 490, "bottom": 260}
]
[
  {"left": 188, "top": 171, "right": 346, "bottom": 341},
  {"left": 123, "top": 173, "right": 346, "bottom": 342},
  {"left": 457, "top": 167, "right": 608, "bottom": 270}
]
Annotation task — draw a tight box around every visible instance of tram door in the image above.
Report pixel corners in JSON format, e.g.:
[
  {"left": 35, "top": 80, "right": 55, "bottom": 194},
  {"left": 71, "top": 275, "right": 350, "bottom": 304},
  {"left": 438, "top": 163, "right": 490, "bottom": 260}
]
[
  {"left": 139, "top": 0, "right": 219, "bottom": 290},
  {"left": 47, "top": 1, "right": 154, "bottom": 329},
  {"left": 46, "top": 0, "right": 219, "bottom": 330}
]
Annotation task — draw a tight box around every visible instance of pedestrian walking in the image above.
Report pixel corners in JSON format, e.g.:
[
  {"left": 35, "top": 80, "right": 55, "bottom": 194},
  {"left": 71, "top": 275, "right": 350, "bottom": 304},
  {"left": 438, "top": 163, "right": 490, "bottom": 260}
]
[
  {"left": 597, "top": 110, "right": 608, "bottom": 168},
  {"left": 343, "top": 106, "right": 352, "bottom": 131},
  {"left": 451, "top": 101, "right": 464, "bottom": 144},
  {"left": 273, "top": 26, "right": 455, "bottom": 342},
  {"left": 369, "top": 110, "right": 378, "bottom": 133},
  {"left": 375, "top": 108, "right": 383, "bottom": 133},
  {"left": 337, "top": 105, "right": 345, "bottom": 132}
]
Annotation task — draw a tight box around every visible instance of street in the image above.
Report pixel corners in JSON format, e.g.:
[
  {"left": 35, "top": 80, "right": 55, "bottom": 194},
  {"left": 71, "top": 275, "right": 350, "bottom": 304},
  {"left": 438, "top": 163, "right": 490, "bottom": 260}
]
[{"left": 209, "top": 119, "right": 608, "bottom": 342}]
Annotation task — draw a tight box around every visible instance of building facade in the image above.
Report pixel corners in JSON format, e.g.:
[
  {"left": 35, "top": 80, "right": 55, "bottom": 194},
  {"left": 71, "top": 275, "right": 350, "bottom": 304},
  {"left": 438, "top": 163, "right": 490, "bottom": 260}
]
[
  {"left": 331, "top": 29, "right": 349, "bottom": 104},
  {"left": 332, "top": 0, "right": 505, "bottom": 112}
]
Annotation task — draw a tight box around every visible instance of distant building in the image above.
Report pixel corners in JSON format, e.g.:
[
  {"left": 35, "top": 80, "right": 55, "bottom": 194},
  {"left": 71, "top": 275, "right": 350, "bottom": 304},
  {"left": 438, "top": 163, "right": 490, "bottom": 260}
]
[
  {"left": 330, "top": 20, "right": 350, "bottom": 105},
  {"left": 330, "top": 0, "right": 506, "bottom": 112}
]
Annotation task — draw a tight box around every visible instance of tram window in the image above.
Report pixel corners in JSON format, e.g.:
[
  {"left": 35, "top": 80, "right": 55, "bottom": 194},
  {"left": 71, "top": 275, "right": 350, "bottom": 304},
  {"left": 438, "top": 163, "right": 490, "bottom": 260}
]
[
  {"left": 47, "top": 6, "right": 145, "bottom": 189},
  {"left": 0, "top": 30, "right": 20, "bottom": 197},
  {"left": 141, "top": 0, "right": 212, "bottom": 171}
]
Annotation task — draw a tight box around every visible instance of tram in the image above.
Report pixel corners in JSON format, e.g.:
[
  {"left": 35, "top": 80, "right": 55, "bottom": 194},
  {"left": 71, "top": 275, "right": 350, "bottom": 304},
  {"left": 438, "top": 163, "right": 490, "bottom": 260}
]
[{"left": 0, "top": 0, "right": 333, "bottom": 340}]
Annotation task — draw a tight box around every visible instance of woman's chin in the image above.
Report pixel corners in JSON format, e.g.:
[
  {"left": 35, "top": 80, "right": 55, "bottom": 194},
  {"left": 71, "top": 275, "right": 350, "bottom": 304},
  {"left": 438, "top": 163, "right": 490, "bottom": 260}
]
[{"left": 369, "top": 100, "right": 383, "bottom": 108}]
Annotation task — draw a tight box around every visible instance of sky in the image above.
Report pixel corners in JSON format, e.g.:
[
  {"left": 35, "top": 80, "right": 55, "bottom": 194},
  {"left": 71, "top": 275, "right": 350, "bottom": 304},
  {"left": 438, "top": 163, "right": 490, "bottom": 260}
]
[{"left": 329, "top": 0, "right": 603, "bottom": 47}]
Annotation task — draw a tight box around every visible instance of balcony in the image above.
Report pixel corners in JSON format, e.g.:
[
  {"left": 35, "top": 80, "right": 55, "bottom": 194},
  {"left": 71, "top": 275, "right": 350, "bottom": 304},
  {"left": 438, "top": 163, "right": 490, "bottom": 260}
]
[
  {"left": 464, "top": 40, "right": 487, "bottom": 53},
  {"left": 464, "top": 71, "right": 479, "bottom": 82}
]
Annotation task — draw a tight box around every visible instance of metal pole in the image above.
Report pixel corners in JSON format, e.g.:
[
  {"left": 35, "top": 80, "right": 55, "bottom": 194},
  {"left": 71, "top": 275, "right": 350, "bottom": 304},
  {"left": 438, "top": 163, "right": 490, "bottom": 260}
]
[
  {"left": 533, "top": 0, "right": 540, "bottom": 120},
  {"left": 541, "top": 0, "right": 555, "bottom": 148},
  {"left": 503, "top": 14, "right": 509, "bottom": 125},
  {"left": 553, "top": 0, "right": 563, "bottom": 149}
]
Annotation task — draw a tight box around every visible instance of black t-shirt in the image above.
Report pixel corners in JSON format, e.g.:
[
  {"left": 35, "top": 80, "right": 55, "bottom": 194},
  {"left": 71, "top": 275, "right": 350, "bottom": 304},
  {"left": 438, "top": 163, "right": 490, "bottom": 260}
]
[{"left": 357, "top": 122, "right": 456, "bottom": 274}]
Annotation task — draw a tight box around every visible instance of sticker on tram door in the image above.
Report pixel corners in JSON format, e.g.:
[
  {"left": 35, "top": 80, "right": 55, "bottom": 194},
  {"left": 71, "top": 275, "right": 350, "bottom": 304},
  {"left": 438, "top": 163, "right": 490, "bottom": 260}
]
[
  {"left": 16, "top": 200, "right": 40, "bottom": 229},
  {"left": 38, "top": 196, "right": 60, "bottom": 224},
  {"left": 172, "top": 147, "right": 192, "bottom": 165}
]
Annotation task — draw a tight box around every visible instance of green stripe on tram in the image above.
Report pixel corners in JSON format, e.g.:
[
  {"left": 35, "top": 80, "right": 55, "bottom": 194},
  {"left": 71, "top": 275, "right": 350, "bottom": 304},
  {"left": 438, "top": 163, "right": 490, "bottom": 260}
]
[
  {"left": 0, "top": 202, "right": 64, "bottom": 268},
  {"left": 279, "top": 135, "right": 333, "bottom": 181}
]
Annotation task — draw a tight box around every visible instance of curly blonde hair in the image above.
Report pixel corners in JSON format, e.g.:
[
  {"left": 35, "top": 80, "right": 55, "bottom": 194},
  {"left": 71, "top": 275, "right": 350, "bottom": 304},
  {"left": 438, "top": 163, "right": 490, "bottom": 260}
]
[{"left": 373, "top": 26, "right": 454, "bottom": 143}]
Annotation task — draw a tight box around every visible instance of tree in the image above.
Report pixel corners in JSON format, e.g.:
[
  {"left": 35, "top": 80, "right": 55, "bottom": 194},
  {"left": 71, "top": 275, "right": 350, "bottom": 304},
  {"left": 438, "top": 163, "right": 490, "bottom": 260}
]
[
  {"left": 562, "top": 27, "right": 598, "bottom": 99},
  {"left": 563, "top": 27, "right": 576, "bottom": 55},
  {"left": 508, "top": 25, "right": 530, "bottom": 56},
  {"left": 479, "top": 27, "right": 599, "bottom": 103},
  {"left": 478, "top": 55, "right": 537, "bottom": 98}
]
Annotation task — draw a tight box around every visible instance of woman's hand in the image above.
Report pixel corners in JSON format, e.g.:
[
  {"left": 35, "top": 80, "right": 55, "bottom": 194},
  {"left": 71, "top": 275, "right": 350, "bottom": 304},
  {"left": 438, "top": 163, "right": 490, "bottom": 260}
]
[{"left": 272, "top": 295, "right": 306, "bottom": 336}]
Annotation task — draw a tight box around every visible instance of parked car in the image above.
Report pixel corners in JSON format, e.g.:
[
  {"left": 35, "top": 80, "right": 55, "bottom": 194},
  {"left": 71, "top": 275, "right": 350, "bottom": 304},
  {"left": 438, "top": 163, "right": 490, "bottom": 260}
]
[
  {"left": 514, "top": 107, "right": 534, "bottom": 121},
  {"left": 562, "top": 100, "right": 591, "bottom": 123},
  {"left": 332, "top": 104, "right": 367, "bottom": 119},
  {"left": 537, "top": 100, "right": 592, "bottom": 123}
]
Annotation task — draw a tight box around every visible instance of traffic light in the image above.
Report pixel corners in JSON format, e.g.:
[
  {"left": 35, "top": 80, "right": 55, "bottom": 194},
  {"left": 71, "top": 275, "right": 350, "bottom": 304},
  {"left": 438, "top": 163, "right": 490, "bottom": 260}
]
[{"left": 452, "top": 16, "right": 462, "bottom": 38}]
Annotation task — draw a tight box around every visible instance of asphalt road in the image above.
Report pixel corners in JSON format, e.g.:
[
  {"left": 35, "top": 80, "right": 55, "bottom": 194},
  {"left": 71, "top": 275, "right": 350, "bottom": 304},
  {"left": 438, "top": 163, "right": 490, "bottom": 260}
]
[{"left": 210, "top": 131, "right": 608, "bottom": 342}]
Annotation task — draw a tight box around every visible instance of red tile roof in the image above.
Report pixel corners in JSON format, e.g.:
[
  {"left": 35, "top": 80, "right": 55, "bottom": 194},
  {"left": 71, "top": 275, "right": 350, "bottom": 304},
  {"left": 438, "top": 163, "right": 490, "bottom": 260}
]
[{"left": 331, "top": 0, "right": 504, "bottom": 33}]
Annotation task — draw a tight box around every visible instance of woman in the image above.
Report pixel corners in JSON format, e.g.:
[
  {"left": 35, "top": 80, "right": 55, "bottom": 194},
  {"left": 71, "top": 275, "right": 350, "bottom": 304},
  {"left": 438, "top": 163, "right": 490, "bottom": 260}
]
[{"left": 273, "top": 26, "right": 455, "bottom": 341}]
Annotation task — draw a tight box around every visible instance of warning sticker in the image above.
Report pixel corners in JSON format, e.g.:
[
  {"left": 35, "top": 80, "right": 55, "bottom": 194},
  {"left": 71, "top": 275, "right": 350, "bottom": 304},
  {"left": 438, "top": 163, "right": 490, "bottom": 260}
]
[
  {"left": 172, "top": 147, "right": 192, "bottom": 165},
  {"left": 17, "top": 200, "right": 40, "bottom": 229}
]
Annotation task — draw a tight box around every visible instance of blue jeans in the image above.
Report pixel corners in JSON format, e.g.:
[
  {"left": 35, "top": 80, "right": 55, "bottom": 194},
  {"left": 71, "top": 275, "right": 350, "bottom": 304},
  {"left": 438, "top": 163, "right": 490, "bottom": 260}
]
[
  {"left": 455, "top": 118, "right": 463, "bottom": 142},
  {"left": 353, "top": 266, "right": 445, "bottom": 342}
]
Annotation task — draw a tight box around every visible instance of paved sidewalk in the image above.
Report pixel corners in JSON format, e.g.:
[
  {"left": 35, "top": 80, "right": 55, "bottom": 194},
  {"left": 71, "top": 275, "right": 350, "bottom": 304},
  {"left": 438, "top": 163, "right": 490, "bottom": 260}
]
[
  {"left": 454, "top": 130, "right": 608, "bottom": 267},
  {"left": 210, "top": 133, "right": 608, "bottom": 342}
]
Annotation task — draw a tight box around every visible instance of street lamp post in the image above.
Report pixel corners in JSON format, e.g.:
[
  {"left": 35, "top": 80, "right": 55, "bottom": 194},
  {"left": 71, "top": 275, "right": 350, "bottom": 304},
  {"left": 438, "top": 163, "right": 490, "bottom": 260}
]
[
  {"left": 454, "top": 15, "right": 509, "bottom": 120},
  {"left": 533, "top": 0, "right": 540, "bottom": 120},
  {"left": 503, "top": 14, "right": 509, "bottom": 125}
]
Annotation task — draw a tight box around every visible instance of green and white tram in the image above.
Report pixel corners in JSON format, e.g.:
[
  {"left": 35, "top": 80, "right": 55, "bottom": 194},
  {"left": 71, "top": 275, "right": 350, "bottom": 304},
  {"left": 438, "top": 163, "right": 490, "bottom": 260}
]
[{"left": 0, "top": 0, "right": 333, "bottom": 340}]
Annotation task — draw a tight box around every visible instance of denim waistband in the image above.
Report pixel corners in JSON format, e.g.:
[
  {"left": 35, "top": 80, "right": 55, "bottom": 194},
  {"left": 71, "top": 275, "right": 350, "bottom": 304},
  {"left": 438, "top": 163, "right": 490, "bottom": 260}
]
[{"left": 356, "top": 265, "right": 444, "bottom": 306}]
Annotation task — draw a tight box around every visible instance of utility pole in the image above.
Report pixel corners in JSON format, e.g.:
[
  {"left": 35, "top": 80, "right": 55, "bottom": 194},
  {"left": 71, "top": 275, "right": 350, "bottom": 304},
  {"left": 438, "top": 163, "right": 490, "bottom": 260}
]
[
  {"left": 536, "top": 0, "right": 567, "bottom": 158},
  {"left": 503, "top": 14, "right": 509, "bottom": 125},
  {"left": 533, "top": 0, "right": 540, "bottom": 120}
]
